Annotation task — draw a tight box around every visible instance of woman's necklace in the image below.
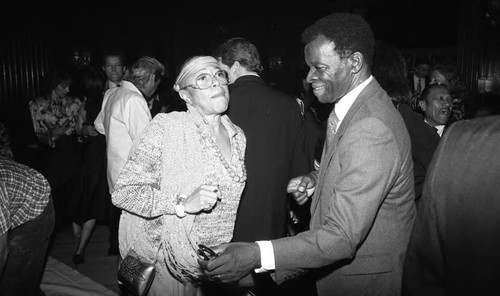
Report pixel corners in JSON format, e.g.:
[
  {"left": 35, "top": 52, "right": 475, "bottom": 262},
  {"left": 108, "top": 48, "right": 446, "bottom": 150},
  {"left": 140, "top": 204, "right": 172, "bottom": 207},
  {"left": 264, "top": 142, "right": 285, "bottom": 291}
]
[
  {"left": 191, "top": 110, "right": 246, "bottom": 183},
  {"left": 204, "top": 131, "right": 247, "bottom": 183}
]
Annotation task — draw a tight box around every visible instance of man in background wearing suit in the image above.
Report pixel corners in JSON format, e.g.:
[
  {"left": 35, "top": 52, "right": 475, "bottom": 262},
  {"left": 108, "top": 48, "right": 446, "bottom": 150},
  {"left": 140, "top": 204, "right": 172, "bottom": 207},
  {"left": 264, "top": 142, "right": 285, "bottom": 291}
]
[
  {"left": 408, "top": 57, "right": 431, "bottom": 97},
  {"left": 408, "top": 84, "right": 453, "bottom": 204},
  {"left": 201, "top": 13, "right": 416, "bottom": 296},
  {"left": 212, "top": 37, "right": 311, "bottom": 295},
  {"left": 417, "top": 84, "right": 453, "bottom": 137},
  {"left": 403, "top": 115, "right": 500, "bottom": 295}
]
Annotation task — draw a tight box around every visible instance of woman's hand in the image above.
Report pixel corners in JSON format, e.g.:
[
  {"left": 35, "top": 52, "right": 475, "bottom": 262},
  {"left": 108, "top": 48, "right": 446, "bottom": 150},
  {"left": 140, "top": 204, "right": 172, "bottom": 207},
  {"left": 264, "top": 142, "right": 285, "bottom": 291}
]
[
  {"left": 50, "top": 121, "right": 70, "bottom": 140},
  {"left": 183, "top": 184, "right": 219, "bottom": 214}
]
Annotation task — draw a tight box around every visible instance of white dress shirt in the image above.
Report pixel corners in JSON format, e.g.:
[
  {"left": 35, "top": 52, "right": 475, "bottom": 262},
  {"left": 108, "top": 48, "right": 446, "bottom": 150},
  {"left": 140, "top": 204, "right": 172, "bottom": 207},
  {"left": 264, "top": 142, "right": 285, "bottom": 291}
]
[
  {"left": 424, "top": 119, "right": 445, "bottom": 137},
  {"left": 106, "top": 80, "right": 122, "bottom": 91},
  {"left": 255, "top": 76, "right": 374, "bottom": 273},
  {"left": 435, "top": 125, "right": 445, "bottom": 137},
  {"left": 94, "top": 80, "right": 152, "bottom": 193},
  {"left": 413, "top": 74, "right": 425, "bottom": 93}
]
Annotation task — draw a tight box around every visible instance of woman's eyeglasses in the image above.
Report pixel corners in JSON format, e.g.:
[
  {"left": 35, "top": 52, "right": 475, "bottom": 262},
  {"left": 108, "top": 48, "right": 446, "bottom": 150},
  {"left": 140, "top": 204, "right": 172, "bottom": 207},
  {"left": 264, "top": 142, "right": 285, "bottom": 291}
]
[{"left": 184, "top": 70, "right": 229, "bottom": 90}]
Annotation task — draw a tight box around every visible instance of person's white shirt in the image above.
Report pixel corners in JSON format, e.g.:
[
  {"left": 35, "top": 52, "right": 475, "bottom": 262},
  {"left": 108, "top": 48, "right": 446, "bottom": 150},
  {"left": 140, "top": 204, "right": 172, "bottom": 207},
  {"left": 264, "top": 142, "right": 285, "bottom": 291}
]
[
  {"left": 255, "top": 75, "right": 373, "bottom": 273},
  {"left": 94, "top": 80, "right": 152, "bottom": 194},
  {"left": 424, "top": 119, "right": 445, "bottom": 137},
  {"left": 106, "top": 80, "right": 122, "bottom": 90},
  {"left": 435, "top": 125, "right": 445, "bottom": 137}
]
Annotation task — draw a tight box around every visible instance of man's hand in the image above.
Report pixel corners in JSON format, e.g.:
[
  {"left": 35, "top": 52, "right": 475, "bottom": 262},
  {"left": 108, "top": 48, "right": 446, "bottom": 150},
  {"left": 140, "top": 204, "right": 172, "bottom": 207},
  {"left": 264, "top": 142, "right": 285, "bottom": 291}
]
[
  {"left": 287, "top": 174, "right": 316, "bottom": 205},
  {"left": 198, "top": 242, "right": 261, "bottom": 283}
]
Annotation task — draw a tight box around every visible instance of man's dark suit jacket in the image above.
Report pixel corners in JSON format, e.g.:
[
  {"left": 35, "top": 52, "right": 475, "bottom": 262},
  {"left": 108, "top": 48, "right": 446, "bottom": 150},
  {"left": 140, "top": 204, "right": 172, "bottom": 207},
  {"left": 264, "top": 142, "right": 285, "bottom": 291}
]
[
  {"left": 149, "top": 97, "right": 164, "bottom": 118},
  {"left": 403, "top": 115, "right": 500, "bottom": 296},
  {"left": 397, "top": 103, "right": 440, "bottom": 202},
  {"left": 408, "top": 74, "right": 429, "bottom": 97},
  {"left": 226, "top": 75, "right": 309, "bottom": 242}
]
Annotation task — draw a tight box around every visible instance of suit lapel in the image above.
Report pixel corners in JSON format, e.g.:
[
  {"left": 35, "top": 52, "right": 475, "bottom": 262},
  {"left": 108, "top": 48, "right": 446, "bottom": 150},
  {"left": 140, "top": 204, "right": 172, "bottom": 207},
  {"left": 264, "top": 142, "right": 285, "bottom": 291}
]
[{"left": 311, "top": 79, "right": 383, "bottom": 215}]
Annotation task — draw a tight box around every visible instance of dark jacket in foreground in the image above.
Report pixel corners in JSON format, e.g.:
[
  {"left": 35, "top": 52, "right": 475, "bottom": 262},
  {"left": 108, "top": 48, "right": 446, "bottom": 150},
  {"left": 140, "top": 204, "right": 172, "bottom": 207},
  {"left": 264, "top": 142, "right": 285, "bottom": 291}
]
[{"left": 403, "top": 115, "right": 500, "bottom": 296}]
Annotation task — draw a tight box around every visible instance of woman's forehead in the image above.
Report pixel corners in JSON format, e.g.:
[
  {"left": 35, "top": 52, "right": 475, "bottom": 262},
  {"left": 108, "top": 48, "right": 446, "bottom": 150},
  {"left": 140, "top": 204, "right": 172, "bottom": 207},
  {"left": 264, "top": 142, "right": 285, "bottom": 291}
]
[{"left": 194, "top": 65, "right": 219, "bottom": 74}]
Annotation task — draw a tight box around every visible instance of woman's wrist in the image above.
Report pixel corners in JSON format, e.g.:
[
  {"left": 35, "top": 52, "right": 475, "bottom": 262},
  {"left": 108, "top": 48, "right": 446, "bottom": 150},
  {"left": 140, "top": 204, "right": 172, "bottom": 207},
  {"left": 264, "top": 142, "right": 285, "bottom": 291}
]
[{"left": 175, "top": 194, "right": 188, "bottom": 218}]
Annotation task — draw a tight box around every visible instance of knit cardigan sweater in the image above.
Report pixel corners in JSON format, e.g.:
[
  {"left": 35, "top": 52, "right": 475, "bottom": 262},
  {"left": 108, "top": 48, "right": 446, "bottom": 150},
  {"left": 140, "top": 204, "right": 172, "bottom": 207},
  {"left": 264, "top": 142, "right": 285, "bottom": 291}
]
[{"left": 112, "top": 108, "right": 246, "bottom": 284}]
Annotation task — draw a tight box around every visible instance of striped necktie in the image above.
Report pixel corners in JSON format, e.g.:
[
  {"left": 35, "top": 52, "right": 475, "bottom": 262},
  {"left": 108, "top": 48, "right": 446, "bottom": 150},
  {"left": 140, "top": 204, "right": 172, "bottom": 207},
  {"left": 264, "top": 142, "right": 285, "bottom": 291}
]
[{"left": 325, "top": 110, "right": 339, "bottom": 151}]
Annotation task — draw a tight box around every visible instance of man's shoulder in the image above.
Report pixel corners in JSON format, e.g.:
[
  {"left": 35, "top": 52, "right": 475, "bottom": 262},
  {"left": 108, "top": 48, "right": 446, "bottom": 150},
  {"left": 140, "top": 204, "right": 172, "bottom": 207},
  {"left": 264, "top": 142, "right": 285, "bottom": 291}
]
[
  {"left": 105, "top": 88, "right": 145, "bottom": 107},
  {"left": 0, "top": 157, "right": 26, "bottom": 172},
  {"left": 256, "top": 83, "right": 297, "bottom": 106},
  {"left": 446, "top": 115, "right": 500, "bottom": 143}
]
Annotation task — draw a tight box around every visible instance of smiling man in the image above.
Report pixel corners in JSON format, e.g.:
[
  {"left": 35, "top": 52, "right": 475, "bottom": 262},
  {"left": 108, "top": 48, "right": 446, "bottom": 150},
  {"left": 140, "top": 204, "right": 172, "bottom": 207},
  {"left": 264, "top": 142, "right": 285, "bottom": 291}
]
[{"left": 200, "top": 12, "right": 416, "bottom": 296}]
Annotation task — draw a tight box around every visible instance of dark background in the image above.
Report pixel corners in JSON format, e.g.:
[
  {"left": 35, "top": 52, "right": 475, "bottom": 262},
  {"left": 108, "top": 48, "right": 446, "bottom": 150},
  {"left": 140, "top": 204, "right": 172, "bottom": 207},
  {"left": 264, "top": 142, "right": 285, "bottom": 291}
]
[{"left": 21, "top": 0, "right": 465, "bottom": 77}]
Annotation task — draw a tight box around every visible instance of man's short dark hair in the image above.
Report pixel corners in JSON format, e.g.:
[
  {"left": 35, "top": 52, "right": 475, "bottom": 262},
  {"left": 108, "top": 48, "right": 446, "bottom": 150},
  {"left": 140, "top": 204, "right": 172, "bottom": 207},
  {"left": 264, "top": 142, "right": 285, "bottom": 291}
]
[
  {"left": 212, "top": 37, "right": 263, "bottom": 73},
  {"left": 101, "top": 49, "right": 128, "bottom": 67},
  {"left": 301, "top": 13, "right": 375, "bottom": 66}
]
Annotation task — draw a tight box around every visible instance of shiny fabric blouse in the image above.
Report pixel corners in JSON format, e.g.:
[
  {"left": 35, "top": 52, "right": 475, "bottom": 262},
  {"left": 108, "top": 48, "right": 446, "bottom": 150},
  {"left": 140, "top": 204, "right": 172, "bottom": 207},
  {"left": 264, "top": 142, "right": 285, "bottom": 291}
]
[{"left": 29, "top": 95, "right": 81, "bottom": 147}]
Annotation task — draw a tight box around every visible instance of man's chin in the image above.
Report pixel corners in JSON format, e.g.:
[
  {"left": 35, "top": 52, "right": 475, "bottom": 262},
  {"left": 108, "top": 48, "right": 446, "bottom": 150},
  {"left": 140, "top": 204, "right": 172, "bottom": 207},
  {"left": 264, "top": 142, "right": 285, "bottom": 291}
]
[{"left": 314, "top": 93, "right": 331, "bottom": 104}]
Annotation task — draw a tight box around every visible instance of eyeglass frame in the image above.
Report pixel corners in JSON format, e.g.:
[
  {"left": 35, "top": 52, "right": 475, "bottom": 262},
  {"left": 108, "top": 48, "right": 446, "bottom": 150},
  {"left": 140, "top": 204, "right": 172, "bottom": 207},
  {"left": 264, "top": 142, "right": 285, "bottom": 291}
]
[{"left": 181, "top": 70, "right": 229, "bottom": 90}]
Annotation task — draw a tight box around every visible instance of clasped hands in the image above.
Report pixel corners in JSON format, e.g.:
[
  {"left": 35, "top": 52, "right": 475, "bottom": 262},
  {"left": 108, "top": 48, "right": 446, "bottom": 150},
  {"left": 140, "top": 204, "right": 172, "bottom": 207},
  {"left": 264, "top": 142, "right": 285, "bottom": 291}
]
[{"left": 197, "top": 174, "right": 316, "bottom": 283}]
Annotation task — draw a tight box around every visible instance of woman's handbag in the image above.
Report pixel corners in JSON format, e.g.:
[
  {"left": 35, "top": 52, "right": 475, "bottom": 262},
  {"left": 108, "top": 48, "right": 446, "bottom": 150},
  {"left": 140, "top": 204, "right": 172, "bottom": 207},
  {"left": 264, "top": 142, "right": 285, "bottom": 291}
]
[{"left": 117, "top": 248, "right": 159, "bottom": 296}]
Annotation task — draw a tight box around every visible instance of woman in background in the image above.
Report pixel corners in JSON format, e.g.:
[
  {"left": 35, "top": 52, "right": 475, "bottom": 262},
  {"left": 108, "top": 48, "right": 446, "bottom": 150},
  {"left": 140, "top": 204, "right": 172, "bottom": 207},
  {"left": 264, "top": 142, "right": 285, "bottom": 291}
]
[
  {"left": 29, "top": 68, "right": 82, "bottom": 225},
  {"left": 69, "top": 68, "right": 110, "bottom": 265}
]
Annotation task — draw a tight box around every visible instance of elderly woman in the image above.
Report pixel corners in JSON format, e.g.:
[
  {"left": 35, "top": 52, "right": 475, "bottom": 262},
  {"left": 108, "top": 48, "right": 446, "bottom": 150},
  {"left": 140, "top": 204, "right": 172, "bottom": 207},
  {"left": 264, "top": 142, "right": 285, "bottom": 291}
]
[{"left": 112, "top": 56, "right": 246, "bottom": 295}]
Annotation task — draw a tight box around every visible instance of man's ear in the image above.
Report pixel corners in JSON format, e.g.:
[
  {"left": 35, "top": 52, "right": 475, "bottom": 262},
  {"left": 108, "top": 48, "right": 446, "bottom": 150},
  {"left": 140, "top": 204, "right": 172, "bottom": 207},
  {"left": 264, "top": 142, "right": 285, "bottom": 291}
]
[
  {"left": 232, "top": 61, "right": 243, "bottom": 75},
  {"left": 349, "top": 52, "right": 363, "bottom": 74},
  {"left": 418, "top": 100, "right": 427, "bottom": 112}
]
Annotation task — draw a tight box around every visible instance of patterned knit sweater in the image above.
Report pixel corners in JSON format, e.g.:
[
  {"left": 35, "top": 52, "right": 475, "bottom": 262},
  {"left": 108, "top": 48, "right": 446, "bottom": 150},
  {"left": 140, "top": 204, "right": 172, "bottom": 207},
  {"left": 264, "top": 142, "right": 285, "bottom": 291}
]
[{"left": 112, "top": 108, "right": 246, "bottom": 284}]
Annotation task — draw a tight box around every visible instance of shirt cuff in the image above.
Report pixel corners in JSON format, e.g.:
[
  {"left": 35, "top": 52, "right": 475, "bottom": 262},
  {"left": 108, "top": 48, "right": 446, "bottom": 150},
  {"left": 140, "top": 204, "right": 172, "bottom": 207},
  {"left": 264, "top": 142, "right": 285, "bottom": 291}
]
[{"left": 254, "top": 240, "right": 275, "bottom": 273}]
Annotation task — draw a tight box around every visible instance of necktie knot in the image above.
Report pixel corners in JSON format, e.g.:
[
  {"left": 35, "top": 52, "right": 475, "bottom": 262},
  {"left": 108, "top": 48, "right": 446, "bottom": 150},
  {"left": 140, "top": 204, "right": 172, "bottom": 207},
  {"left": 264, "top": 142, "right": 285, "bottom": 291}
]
[
  {"left": 327, "top": 110, "right": 339, "bottom": 134},
  {"left": 416, "top": 78, "right": 422, "bottom": 94},
  {"left": 325, "top": 110, "right": 339, "bottom": 151}
]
